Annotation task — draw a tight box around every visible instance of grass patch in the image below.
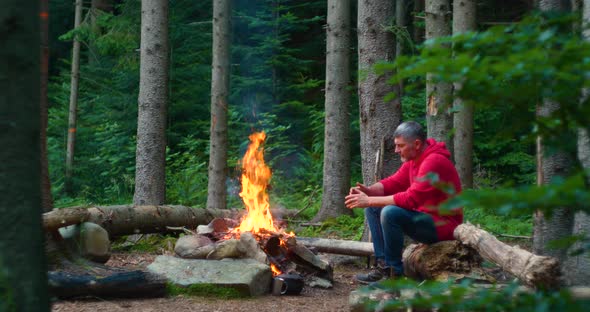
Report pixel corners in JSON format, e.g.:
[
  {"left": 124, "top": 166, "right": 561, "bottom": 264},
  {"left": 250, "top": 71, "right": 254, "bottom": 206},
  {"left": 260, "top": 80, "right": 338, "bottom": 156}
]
[
  {"left": 166, "top": 283, "right": 247, "bottom": 298},
  {"left": 295, "top": 213, "right": 365, "bottom": 240},
  {"left": 112, "top": 234, "right": 178, "bottom": 253},
  {"left": 464, "top": 206, "right": 532, "bottom": 237}
]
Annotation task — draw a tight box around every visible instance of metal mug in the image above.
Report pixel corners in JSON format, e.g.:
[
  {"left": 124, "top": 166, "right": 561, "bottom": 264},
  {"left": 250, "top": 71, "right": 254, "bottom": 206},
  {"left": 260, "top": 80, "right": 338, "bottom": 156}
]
[{"left": 271, "top": 274, "right": 304, "bottom": 296}]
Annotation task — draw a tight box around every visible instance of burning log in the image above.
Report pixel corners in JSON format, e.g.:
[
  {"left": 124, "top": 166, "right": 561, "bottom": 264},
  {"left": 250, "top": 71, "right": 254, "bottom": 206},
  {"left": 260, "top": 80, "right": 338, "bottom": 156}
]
[
  {"left": 43, "top": 205, "right": 298, "bottom": 236},
  {"left": 454, "top": 223, "right": 561, "bottom": 289}
]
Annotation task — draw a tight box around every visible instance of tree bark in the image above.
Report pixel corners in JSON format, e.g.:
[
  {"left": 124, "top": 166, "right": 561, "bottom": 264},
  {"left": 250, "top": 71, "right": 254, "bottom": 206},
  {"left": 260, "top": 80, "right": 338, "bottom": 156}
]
[
  {"left": 65, "top": 0, "right": 83, "bottom": 195},
  {"left": 455, "top": 223, "right": 561, "bottom": 289},
  {"left": 358, "top": 0, "right": 403, "bottom": 242},
  {"left": 533, "top": 0, "right": 574, "bottom": 270},
  {"left": 425, "top": 0, "right": 453, "bottom": 151},
  {"left": 43, "top": 205, "right": 300, "bottom": 236},
  {"left": 207, "top": 0, "right": 232, "bottom": 211},
  {"left": 315, "top": 0, "right": 352, "bottom": 221},
  {"left": 563, "top": 0, "right": 590, "bottom": 286},
  {"left": 452, "top": 0, "right": 476, "bottom": 188},
  {"left": 358, "top": 0, "right": 402, "bottom": 187},
  {"left": 0, "top": 2, "right": 49, "bottom": 308},
  {"left": 402, "top": 240, "right": 482, "bottom": 280},
  {"left": 134, "top": 0, "right": 169, "bottom": 205}
]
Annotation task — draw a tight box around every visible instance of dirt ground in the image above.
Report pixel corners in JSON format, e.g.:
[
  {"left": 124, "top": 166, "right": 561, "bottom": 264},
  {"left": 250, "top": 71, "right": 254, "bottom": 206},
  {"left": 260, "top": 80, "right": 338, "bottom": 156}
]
[{"left": 51, "top": 252, "right": 367, "bottom": 312}]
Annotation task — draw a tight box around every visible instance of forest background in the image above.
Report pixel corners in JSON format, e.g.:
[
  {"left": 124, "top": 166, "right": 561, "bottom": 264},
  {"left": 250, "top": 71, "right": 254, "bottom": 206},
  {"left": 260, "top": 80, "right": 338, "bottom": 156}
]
[
  {"left": 3, "top": 0, "right": 590, "bottom": 310},
  {"left": 47, "top": 0, "right": 534, "bottom": 238}
]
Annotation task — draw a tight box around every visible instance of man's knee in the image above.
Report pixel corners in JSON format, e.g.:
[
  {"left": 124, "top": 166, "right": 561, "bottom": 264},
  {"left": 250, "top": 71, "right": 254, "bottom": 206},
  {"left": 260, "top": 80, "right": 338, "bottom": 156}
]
[
  {"left": 380, "top": 205, "right": 406, "bottom": 224},
  {"left": 365, "top": 206, "right": 380, "bottom": 218}
]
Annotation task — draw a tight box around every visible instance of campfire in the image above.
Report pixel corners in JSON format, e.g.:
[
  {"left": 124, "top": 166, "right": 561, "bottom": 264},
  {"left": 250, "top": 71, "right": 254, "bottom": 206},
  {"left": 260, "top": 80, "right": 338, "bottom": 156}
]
[
  {"left": 173, "top": 131, "right": 333, "bottom": 295},
  {"left": 226, "top": 131, "right": 296, "bottom": 276}
]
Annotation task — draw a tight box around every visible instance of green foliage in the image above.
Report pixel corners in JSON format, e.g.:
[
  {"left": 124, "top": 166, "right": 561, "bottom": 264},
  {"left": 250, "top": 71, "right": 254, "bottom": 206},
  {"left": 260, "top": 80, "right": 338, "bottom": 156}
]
[
  {"left": 360, "top": 279, "right": 590, "bottom": 311},
  {"left": 378, "top": 13, "right": 590, "bottom": 239},
  {"left": 380, "top": 13, "right": 590, "bottom": 152},
  {"left": 464, "top": 206, "right": 532, "bottom": 236},
  {"left": 296, "top": 214, "right": 365, "bottom": 240},
  {"left": 48, "top": 0, "right": 331, "bottom": 210},
  {"left": 166, "top": 283, "right": 246, "bottom": 298},
  {"left": 444, "top": 173, "right": 590, "bottom": 220}
]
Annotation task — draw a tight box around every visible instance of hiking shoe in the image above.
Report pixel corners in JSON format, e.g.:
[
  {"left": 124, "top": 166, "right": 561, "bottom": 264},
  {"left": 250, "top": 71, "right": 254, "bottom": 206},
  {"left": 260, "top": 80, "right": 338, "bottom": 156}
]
[{"left": 355, "top": 266, "right": 393, "bottom": 284}]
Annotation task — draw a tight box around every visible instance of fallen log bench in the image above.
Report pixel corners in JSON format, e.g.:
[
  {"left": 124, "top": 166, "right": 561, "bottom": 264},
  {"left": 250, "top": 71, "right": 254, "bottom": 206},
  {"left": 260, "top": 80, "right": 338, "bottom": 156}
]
[{"left": 300, "top": 225, "right": 560, "bottom": 289}]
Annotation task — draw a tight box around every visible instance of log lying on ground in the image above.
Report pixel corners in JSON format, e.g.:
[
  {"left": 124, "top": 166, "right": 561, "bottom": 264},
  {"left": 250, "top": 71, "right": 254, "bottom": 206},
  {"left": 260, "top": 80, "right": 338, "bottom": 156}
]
[
  {"left": 454, "top": 223, "right": 560, "bottom": 289},
  {"left": 296, "top": 237, "right": 374, "bottom": 257},
  {"left": 43, "top": 205, "right": 298, "bottom": 236},
  {"left": 49, "top": 269, "right": 166, "bottom": 299},
  {"left": 298, "top": 237, "right": 486, "bottom": 282}
]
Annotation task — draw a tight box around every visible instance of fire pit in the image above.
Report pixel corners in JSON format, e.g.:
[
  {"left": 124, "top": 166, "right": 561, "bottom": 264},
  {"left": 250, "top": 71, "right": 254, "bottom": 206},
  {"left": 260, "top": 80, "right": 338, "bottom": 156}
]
[{"left": 152, "top": 132, "right": 333, "bottom": 296}]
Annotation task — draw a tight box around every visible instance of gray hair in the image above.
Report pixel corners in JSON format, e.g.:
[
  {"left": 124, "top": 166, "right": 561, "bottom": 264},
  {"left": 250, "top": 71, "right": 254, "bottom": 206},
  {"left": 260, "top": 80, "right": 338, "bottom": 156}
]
[{"left": 393, "top": 121, "right": 426, "bottom": 142}]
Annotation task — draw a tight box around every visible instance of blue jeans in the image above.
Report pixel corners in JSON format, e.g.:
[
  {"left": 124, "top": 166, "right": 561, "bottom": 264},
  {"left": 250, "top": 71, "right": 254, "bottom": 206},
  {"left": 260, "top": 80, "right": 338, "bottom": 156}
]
[{"left": 365, "top": 205, "right": 438, "bottom": 275}]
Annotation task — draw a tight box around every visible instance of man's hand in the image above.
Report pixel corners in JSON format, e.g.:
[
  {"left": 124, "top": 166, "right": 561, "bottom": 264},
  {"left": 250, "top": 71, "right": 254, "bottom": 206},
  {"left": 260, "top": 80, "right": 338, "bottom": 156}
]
[
  {"left": 345, "top": 191, "right": 371, "bottom": 209},
  {"left": 349, "top": 182, "right": 371, "bottom": 195}
]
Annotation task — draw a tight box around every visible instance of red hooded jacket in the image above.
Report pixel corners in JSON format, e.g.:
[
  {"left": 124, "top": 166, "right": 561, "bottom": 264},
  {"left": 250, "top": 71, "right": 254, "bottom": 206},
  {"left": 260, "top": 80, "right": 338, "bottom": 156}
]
[{"left": 379, "top": 139, "right": 463, "bottom": 241}]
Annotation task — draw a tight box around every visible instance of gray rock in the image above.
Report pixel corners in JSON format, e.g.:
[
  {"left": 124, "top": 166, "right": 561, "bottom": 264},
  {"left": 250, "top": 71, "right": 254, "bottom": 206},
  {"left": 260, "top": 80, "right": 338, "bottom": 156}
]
[
  {"left": 196, "top": 224, "right": 214, "bottom": 235},
  {"left": 59, "top": 222, "right": 110, "bottom": 263},
  {"left": 206, "top": 239, "right": 243, "bottom": 260},
  {"left": 239, "top": 232, "right": 268, "bottom": 264},
  {"left": 147, "top": 255, "right": 272, "bottom": 296},
  {"left": 174, "top": 235, "right": 214, "bottom": 259}
]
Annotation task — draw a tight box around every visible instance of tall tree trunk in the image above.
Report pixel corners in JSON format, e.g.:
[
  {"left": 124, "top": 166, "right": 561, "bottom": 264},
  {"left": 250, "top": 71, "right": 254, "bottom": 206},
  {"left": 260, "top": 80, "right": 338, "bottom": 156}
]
[
  {"left": 533, "top": 0, "right": 574, "bottom": 276},
  {"left": 358, "top": 0, "right": 402, "bottom": 185},
  {"left": 134, "top": 0, "right": 169, "bottom": 205},
  {"left": 452, "top": 0, "right": 476, "bottom": 188},
  {"left": 562, "top": 0, "right": 590, "bottom": 286},
  {"left": 315, "top": 0, "right": 352, "bottom": 221},
  {"left": 0, "top": 2, "right": 49, "bottom": 309},
  {"left": 65, "top": 0, "right": 83, "bottom": 195},
  {"left": 358, "top": 0, "right": 402, "bottom": 241},
  {"left": 40, "top": 0, "right": 53, "bottom": 211},
  {"left": 425, "top": 0, "right": 453, "bottom": 151},
  {"left": 206, "top": 0, "right": 231, "bottom": 210}
]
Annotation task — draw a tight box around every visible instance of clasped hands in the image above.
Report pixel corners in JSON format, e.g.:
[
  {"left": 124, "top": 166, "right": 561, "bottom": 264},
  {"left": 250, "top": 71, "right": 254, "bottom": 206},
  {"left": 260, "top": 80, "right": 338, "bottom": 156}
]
[{"left": 344, "top": 182, "right": 371, "bottom": 209}]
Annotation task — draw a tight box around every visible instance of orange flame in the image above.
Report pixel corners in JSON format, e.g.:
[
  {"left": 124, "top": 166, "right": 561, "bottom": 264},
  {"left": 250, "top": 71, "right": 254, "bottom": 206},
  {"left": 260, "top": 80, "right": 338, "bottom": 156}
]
[
  {"left": 270, "top": 263, "right": 281, "bottom": 276},
  {"left": 236, "top": 132, "right": 278, "bottom": 234}
]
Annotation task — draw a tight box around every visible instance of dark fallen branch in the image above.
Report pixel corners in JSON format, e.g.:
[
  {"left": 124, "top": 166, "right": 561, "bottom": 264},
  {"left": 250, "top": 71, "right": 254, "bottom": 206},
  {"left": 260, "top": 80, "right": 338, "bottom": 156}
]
[{"left": 49, "top": 270, "right": 167, "bottom": 299}]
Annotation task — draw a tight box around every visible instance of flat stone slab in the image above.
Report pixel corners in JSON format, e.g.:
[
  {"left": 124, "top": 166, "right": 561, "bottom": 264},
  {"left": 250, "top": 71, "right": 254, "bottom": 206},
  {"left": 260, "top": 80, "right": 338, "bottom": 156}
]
[{"left": 147, "top": 255, "right": 272, "bottom": 296}]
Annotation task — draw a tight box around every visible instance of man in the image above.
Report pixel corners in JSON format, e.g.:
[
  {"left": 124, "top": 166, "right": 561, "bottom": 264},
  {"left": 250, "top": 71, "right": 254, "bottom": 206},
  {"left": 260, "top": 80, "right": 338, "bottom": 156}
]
[{"left": 345, "top": 121, "right": 462, "bottom": 283}]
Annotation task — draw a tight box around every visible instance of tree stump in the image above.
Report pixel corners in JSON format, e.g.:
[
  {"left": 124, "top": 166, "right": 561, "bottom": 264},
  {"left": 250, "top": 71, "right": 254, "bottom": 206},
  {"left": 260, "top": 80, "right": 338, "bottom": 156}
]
[{"left": 402, "top": 240, "right": 483, "bottom": 281}]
